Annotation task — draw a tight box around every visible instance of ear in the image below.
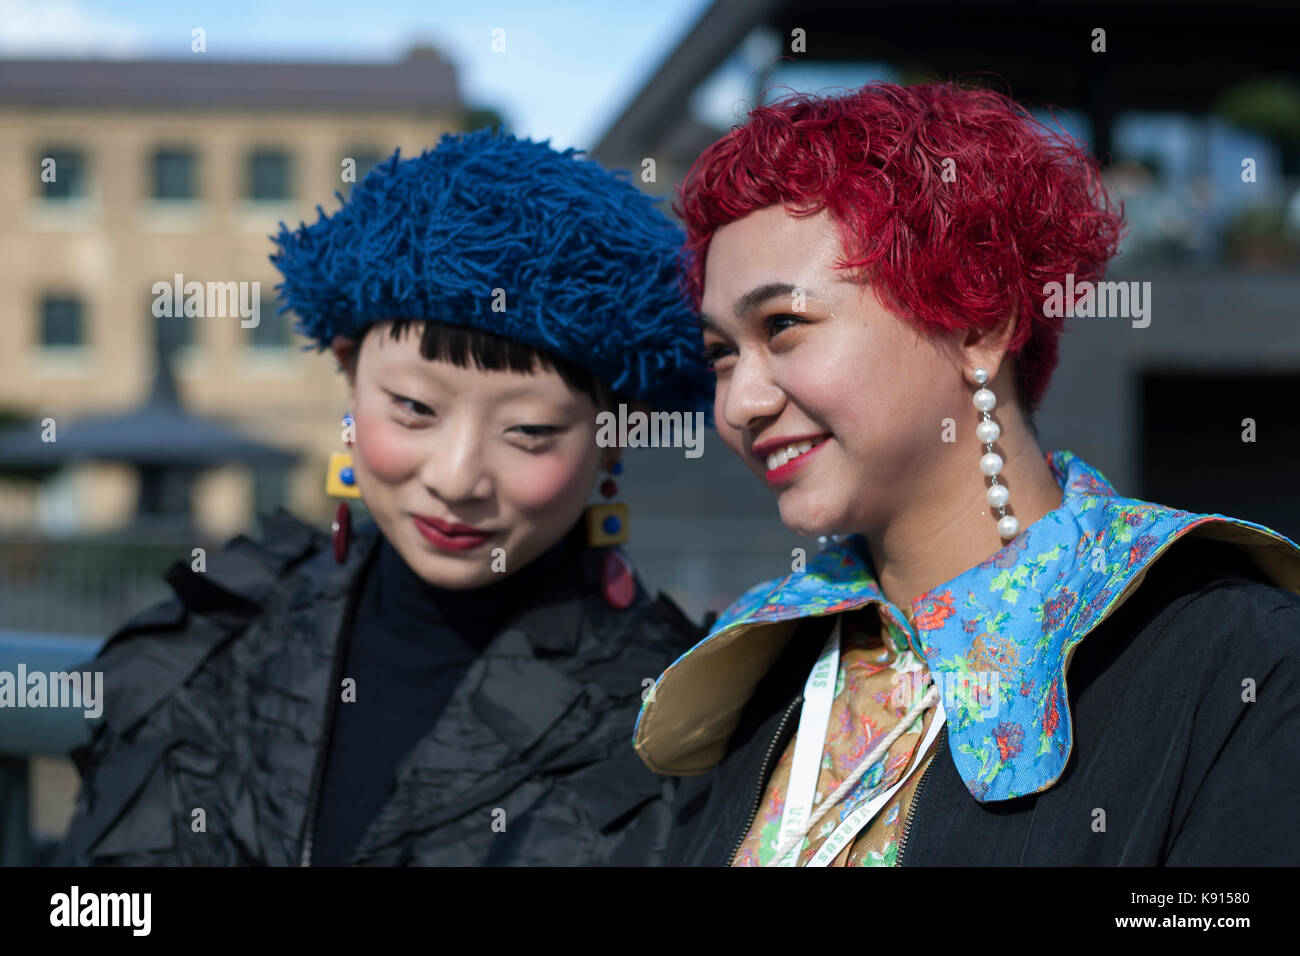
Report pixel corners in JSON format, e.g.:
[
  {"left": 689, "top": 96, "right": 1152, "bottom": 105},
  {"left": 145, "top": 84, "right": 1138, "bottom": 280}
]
[
  {"left": 331, "top": 335, "right": 359, "bottom": 388},
  {"left": 961, "top": 314, "right": 1017, "bottom": 385}
]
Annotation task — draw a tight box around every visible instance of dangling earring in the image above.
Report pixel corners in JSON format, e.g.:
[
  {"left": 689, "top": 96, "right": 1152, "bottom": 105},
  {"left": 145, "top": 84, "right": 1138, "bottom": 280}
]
[
  {"left": 972, "top": 368, "right": 1018, "bottom": 539},
  {"left": 585, "top": 460, "right": 635, "bottom": 610},
  {"left": 325, "top": 412, "right": 361, "bottom": 562},
  {"left": 585, "top": 459, "right": 628, "bottom": 547}
]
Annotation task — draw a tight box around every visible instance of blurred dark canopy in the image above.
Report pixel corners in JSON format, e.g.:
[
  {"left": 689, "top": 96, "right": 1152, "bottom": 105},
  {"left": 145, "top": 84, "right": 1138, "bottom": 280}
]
[
  {"left": 594, "top": 0, "right": 1300, "bottom": 171},
  {"left": 0, "top": 332, "right": 298, "bottom": 528}
]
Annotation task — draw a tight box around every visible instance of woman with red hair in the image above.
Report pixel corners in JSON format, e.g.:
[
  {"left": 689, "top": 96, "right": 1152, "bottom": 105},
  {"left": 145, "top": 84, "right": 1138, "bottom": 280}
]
[{"left": 633, "top": 81, "right": 1300, "bottom": 866}]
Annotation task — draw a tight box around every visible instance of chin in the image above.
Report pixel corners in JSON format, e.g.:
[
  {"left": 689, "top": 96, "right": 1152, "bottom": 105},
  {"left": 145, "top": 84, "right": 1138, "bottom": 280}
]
[
  {"left": 776, "top": 496, "right": 847, "bottom": 540},
  {"left": 407, "top": 549, "right": 497, "bottom": 590},
  {"left": 386, "top": 527, "right": 493, "bottom": 590}
]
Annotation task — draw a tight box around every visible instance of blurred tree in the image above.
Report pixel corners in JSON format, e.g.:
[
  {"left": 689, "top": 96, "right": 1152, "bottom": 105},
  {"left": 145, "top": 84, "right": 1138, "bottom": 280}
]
[
  {"left": 462, "top": 106, "right": 508, "bottom": 134},
  {"left": 1213, "top": 77, "right": 1300, "bottom": 175},
  {"left": 1222, "top": 205, "right": 1299, "bottom": 266}
]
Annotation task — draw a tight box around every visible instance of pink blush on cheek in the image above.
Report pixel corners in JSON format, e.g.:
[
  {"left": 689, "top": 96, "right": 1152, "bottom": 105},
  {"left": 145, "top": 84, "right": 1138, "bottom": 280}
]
[
  {"left": 503, "top": 456, "right": 591, "bottom": 515},
  {"left": 355, "top": 419, "right": 421, "bottom": 482}
]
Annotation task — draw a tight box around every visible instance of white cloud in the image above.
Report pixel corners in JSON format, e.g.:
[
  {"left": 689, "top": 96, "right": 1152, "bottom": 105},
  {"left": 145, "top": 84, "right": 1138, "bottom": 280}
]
[{"left": 0, "top": 0, "right": 146, "bottom": 57}]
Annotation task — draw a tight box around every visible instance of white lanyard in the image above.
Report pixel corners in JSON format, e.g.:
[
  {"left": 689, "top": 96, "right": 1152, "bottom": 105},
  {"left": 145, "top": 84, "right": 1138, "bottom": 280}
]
[
  {"left": 772, "top": 616, "right": 945, "bottom": 867},
  {"left": 772, "top": 618, "right": 841, "bottom": 866},
  {"left": 806, "top": 690, "right": 944, "bottom": 866}
]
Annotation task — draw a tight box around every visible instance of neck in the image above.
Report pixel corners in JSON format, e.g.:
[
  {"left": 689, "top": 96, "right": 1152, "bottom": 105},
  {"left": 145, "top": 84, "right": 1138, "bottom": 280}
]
[
  {"left": 373, "top": 522, "right": 581, "bottom": 639},
  {"left": 862, "top": 417, "right": 1064, "bottom": 618}
]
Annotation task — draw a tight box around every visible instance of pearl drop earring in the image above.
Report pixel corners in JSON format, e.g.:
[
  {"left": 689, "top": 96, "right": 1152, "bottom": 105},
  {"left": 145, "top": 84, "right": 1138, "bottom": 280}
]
[{"left": 972, "top": 368, "right": 1019, "bottom": 539}]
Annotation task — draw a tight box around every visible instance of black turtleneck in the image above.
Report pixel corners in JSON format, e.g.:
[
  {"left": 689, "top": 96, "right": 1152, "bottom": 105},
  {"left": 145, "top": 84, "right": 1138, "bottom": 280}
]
[{"left": 309, "top": 523, "right": 582, "bottom": 866}]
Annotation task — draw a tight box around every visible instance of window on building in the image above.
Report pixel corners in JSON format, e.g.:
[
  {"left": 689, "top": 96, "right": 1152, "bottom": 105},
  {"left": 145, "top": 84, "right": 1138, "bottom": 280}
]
[
  {"left": 152, "top": 148, "right": 198, "bottom": 200},
  {"left": 248, "top": 148, "right": 293, "bottom": 201},
  {"left": 40, "top": 295, "right": 84, "bottom": 346},
  {"left": 39, "top": 148, "right": 87, "bottom": 200}
]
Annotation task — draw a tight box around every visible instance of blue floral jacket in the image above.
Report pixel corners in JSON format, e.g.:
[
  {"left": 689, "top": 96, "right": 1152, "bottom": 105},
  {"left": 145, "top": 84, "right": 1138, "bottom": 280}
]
[{"left": 634, "top": 449, "right": 1300, "bottom": 804}]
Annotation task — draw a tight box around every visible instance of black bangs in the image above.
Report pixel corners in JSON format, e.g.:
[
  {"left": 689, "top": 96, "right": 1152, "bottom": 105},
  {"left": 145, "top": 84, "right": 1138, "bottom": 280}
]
[{"left": 374, "top": 319, "right": 607, "bottom": 406}]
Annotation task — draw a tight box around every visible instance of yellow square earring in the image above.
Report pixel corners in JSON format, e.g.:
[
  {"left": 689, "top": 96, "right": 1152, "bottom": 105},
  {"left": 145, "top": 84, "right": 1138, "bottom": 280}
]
[{"left": 326, "top": 412, "right": 361, "bottom": 562}]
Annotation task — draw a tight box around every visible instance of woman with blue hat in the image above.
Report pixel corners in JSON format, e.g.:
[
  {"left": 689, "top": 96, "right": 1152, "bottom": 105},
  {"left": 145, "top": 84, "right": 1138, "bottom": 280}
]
[{"left": 55, "top": 128, "right": 712, "bottom": 866}]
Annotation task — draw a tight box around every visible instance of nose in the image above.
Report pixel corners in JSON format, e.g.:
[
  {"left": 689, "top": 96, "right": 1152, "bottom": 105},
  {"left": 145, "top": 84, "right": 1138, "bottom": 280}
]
[
  {"left": 722, "top": 351, "right": 784, "bottom": 435},
  {"left": 418, "top": 420, "right": 493, "bottom": 505}
]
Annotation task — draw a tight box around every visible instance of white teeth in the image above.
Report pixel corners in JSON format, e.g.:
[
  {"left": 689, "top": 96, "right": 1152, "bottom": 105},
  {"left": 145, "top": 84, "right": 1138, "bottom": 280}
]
[{"left": 765, "top": 439, "right": 817, "bottom": 471}]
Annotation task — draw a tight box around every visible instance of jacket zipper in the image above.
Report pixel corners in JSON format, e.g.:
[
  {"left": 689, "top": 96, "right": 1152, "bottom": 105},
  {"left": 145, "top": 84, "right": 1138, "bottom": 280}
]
[
  {"left": 894, "top": 724, "right": 946, "bottom": 866},
  {"left": 725, "top": 691, "right": 803, "bottom": 866},
  {"left": 298, "top": 569, "right": 362, "bottom": 866}
]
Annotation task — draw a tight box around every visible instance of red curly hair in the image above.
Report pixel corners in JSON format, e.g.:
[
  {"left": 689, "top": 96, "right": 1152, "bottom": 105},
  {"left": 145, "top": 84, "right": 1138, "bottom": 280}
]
[{"left": 673, "top": 81, "right": 1127, "bottom": 415}]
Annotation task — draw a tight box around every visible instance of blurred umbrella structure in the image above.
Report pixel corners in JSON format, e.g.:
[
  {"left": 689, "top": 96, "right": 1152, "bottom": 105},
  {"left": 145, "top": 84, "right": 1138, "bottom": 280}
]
[{"left": 0, "top": 330, "right": 299, "bottom": 534}]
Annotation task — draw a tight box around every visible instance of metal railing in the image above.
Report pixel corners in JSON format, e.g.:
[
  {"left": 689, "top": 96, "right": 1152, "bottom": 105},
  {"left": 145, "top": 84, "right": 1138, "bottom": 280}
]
[
  {"left": 0, "top": 534, "right": 198, "bottom": 637},
  {"left": 0, "top": 630, "right": 105, "bottom": 865}
]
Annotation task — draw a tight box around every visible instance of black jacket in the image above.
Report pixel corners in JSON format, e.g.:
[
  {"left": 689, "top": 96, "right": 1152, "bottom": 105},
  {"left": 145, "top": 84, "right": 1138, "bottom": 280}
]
[
  {"left": 662, "top": 536, "right": 1300, "bottom": 865},
  {"left": 53, "top": 509, "right": 701, "bottom": 866}
]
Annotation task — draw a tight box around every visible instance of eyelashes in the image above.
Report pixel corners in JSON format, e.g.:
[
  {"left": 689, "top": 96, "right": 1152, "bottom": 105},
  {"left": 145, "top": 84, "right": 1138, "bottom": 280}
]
[
  {"left": 387, "top": 393, "right": 562, "bottom": 445},
  {"left": 703, "top": 343, "right": 731, "bottom": 366},
  {"left": 765, "top": 314, "right": 806, "bottom": 335},
  {"left": 702, "top": 313, "right": 809, "bottom": 366},
  {"left": 390, "top": 394, "right": 433, "bottom": 417}
]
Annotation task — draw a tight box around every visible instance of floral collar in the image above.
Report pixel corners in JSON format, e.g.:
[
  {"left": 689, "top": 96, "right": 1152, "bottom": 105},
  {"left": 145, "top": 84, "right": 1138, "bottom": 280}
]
[{"left": 634, "top": 449, "right": 1300, "bottom": 803}]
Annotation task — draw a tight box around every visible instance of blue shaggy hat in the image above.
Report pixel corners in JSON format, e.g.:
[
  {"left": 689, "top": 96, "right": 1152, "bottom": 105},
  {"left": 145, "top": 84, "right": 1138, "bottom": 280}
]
[{"left": 269, "top": 127, "right": 713, "bottom": 417}]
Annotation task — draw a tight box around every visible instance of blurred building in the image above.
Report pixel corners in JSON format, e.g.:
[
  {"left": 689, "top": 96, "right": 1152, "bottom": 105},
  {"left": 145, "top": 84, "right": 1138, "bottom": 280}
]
[{"left": 0, "top": 46, "right": 464, "bottom": 539}]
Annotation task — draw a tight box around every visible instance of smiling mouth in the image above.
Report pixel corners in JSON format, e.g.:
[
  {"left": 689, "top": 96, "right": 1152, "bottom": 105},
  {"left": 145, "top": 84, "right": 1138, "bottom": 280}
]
[
  {"left": 761, "top": 435, "right": 832, "bottom": 486},
  {"left": 762, "top": 437, "right": 827, "bottom": 472}
]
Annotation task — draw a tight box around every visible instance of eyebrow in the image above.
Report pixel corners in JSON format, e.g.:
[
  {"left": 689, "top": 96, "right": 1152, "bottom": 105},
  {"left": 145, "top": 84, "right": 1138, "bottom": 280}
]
[{"left": 698, "top": 282, "right": 817, "bottom": 333}]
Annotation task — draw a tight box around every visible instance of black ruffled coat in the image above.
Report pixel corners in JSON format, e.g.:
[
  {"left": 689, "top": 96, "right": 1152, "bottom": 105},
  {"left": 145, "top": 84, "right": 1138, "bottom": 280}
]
[{"left": 53, "top": 510, "right": 701, "bottom": 865}]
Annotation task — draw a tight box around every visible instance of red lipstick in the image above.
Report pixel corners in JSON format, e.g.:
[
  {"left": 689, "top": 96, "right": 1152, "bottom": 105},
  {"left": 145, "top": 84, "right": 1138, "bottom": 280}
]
[
  {"left": 760, "top": 435, "right": 831, "bottom": 487},
  {"left": 412, "top": 514, "right": 495, "bottom": 552}
]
